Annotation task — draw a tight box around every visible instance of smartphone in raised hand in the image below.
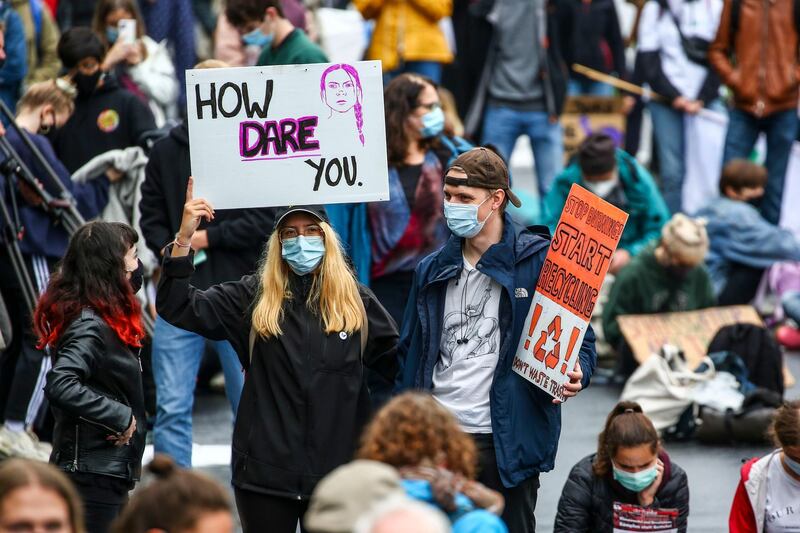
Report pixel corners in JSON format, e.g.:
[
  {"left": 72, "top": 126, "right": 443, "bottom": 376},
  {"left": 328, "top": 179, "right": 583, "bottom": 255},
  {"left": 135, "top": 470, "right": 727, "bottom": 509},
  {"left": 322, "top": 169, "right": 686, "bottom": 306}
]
[{"left": 118, "top": 19, "right": 137, "bottom": 45}]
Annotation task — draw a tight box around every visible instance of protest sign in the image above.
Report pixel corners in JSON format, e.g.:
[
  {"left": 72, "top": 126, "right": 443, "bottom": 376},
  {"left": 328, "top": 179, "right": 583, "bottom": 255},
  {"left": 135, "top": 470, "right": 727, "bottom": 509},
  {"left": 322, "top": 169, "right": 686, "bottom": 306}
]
[
  {"left": 561, "top": 96, "right": 626, "bottom": 165},
  {"left": 186, "top": 61, "right": 389, "bottom": 209},
  {"left": 512, "top": 184, "right": 628, "bottom": 401},
  {"left": 618, "top": 305, "right": 762, "bottom": 368},
  {"left": 613, "top": 502, "right": 679, "bottom": 533}
]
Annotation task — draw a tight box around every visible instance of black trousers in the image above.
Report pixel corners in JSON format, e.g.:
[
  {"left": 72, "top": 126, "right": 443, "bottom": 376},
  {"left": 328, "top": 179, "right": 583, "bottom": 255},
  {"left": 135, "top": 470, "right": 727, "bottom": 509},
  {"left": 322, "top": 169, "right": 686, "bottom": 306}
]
[
  {"left": 69, "top": 473, "right": 130, "bottom": 533},
  {"left": 472, "top": 433, "right": 540, "bottom": 533},
  {"left": 234, "top": 488, "right": 309, "bottom": 533},
  {"left": 718, "top": 263, "right": 765, "bottom": 306}
]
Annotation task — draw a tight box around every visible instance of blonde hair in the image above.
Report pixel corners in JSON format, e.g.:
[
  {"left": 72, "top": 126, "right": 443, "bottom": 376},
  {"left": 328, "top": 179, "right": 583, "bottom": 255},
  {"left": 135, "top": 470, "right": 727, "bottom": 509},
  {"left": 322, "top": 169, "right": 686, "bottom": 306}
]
[
  {"left": 18, "top": 80, "right": 76, "bottom": 116},
  {"left": 251, "top": 220, "right": 364, "bottom": 338}
]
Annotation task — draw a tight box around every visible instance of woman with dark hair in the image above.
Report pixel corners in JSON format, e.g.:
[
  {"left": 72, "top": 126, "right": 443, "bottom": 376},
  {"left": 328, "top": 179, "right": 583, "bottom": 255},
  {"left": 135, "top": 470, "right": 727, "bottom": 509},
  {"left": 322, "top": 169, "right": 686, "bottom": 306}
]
[
  {"left": 554, "top": 401, "right": 690, "bottom": 532},
  {"left": 91, "top": 0, "right": 178, "bottom": 125},
  {"left": 0, "top": 458, "right": 86, "bottom": 533},
  {"left": 37, "top": 221, "right": 146, "bottom": 533},
  {"left": 730, "top": 401, "right": 800, "bottom": 532},
  {"left": 358, "top": 392, "right": 507, "bottom": 531},
  {"left": 111, "top": 455, "right": 233, "bottom": 533}
]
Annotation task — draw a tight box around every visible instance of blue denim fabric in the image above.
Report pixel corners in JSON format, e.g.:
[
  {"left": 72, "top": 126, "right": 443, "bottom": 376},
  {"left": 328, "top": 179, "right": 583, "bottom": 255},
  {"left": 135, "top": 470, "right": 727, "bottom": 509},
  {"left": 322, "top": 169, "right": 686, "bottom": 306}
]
[
  {"left": 647, "top": 101, "right": 685, "bottom": 215},
  {"left": 383, "top": 61, "right": 443, "bottom": 85},
  {"left": 567, "top": 78, "right": 615, "bottom": 97},
  {"left": 480, "top": 105, "right": 564, "bottom": 196},
  {"left": 152, "top": 315, "right": 244, "bottom": 467},
  {"left": 722, "top": 108, "right": 799, "bottom": 225}
]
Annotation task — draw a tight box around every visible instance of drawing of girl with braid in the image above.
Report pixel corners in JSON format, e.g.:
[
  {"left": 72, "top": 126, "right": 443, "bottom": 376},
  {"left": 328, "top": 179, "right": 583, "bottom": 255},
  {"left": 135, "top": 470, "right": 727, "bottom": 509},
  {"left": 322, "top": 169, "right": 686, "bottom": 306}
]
[{"left": 320, "top": 64, "right": 365, "bottom": 146}]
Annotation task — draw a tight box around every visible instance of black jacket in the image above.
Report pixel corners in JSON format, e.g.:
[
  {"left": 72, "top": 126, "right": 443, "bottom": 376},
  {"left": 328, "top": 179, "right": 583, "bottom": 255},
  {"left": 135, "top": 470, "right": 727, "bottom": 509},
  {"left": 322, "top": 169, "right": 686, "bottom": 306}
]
[
  {"left": 51, "top": 75, "right": 156, "bottom": 173},
  {"left": 554, "top": 452, "right": 690, "bottom": 533},
  {"left": 45, "top": 309, "right": 146, "bottom": 483},
  {"left": 558, "top": 0, "right": 626, "bottom": 80},
  {"left": 156, "top": 251, "right": 399, "bottom": 498},
  {"left": 139, "top": 122, "right": 278, "bottom": 290}
]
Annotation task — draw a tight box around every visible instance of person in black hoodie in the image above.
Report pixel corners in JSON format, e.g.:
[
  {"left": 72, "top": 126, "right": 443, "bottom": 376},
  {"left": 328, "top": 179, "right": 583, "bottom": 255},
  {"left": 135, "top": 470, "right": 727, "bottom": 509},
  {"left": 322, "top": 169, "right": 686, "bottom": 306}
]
[
  {"left": 50, "top": 27, "right": 156, "bottom": 173},
  {"left": 36, "top": 222, "right": 146, "bottom": 533},
  {"left": 157, "top": 190, "right": 398, "bottom": 533},
  {"left": 554, "top": 401, "right": 690, "bottom": 532},
  {"left": 139, "top": 59, "right": 278, "bottom": 469},
  {"left": 0, "top": 80, "right": 114, "bottom": 462},
  {"left": 558, "top": 0, "right": 626, "bottom": 96}
]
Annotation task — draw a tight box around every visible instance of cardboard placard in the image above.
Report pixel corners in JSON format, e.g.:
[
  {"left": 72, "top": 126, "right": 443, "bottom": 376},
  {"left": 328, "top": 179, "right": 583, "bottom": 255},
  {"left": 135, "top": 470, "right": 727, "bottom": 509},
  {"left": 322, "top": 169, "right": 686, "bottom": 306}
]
[
  {"left": 618, "top": 305, "right": 763, "bottom": 368},
  {"left": 561, "top": 96, "right": 626, "bottom": 165},
  {"left": 186, "top": 61, "right": 389, "bottom": 209},
  {"left": 512, "top": 184, "right": 628, "bottom": 400}
]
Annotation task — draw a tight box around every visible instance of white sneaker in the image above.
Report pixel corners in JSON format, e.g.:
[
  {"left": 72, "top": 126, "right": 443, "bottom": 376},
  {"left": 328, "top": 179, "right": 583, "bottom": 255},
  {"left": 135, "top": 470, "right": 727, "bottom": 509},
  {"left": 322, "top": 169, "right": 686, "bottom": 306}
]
[{"left": 0, "top": 425, "right": 48, "bottom": 461}]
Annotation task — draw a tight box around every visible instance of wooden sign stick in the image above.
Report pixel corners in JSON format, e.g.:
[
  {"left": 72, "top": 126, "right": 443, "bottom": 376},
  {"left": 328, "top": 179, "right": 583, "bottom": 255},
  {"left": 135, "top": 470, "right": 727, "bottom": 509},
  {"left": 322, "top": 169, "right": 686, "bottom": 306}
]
[{"left": 571, "top": 64, "right": 667, "bottom": 102}]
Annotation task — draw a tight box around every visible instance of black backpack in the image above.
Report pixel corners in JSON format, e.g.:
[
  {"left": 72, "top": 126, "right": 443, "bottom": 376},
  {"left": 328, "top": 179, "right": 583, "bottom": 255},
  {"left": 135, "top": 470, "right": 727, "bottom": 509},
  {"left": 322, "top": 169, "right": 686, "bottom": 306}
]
[{"left": 707, "top": 323, "right": 784, "bottom": 397}]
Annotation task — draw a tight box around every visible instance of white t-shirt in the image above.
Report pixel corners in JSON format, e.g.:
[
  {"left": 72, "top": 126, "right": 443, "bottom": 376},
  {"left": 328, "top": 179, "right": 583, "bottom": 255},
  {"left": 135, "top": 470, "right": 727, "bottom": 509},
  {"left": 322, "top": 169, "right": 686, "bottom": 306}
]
[
  {"left": 764, "top": 454, "right": 800, "bottom": 532},
  {"left": 432, "top": 257, "right": 502, "bottom": 433},
  {"left": 638, "top": 0, "right": 723, "bottom": 100}
]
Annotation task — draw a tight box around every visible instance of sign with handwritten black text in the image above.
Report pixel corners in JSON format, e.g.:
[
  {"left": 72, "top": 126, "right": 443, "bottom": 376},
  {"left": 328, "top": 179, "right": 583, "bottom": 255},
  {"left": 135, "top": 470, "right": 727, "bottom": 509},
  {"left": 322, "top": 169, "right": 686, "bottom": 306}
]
[{"left": 186, "top": 61, "right": 389, "bottom": 209}]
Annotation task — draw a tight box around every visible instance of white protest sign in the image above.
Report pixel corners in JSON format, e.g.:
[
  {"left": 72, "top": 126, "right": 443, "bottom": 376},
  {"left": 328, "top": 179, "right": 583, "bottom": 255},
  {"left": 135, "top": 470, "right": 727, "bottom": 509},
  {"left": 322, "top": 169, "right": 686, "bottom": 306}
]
[
  {"left": 186, "top": 61, "right": 389, "bottom": 209},
  {"left": 512, "top": 185, "right": 628, "bottom": 401}
]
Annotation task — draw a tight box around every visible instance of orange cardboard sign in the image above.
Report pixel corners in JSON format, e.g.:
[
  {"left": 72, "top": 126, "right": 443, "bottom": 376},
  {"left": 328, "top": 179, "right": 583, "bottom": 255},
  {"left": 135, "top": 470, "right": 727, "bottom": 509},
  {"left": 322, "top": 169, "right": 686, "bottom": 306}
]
[{"left": 513, "top": 184, "right": 629, "bottom": 400}]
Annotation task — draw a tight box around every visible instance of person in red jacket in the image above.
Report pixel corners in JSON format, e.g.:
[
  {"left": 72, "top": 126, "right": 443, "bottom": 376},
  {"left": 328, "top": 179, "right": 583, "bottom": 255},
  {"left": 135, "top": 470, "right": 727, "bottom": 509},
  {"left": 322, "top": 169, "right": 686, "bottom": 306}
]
[{"left": 729, "top": 401, "right": 800, "bottom": 532}]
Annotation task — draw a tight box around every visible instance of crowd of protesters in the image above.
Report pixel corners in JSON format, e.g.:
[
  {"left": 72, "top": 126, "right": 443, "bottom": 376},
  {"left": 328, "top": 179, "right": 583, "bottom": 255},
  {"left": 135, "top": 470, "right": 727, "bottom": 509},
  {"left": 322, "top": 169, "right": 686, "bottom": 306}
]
[{"left": 0, "top": 0, "right": 797, "bottom": 530}]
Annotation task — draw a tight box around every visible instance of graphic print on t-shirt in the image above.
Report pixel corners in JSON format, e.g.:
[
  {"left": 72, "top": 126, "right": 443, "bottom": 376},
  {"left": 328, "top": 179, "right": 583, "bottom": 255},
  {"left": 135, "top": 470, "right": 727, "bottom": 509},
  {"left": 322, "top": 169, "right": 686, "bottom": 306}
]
[{"left": 439, "top": 273, "right": 499, "bottom": 371}]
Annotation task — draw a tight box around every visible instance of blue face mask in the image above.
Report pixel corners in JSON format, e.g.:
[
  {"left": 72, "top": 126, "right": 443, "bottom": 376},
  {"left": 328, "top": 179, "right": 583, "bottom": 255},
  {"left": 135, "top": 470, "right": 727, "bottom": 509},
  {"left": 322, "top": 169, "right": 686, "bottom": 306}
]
[
  {"left": 281, "top": 236, "right": 325, "bottom": 275},
  {"left": 612, "top": 463, "right": 659, "bottom": 493},
  {"left": 443, "top": 195, "right": 495, "bottom": 239},
  {"left": 106, "top": 26, "right": 119, "bottom": 44},
  {"left": 242, "top": 27, "right": 273, "bottom": 48},
  {"left": 420, "top": 107, "right": 445, "bottom": 138},
  {"left": 784, "top": 453, "right": 800, "bottom": 476}
]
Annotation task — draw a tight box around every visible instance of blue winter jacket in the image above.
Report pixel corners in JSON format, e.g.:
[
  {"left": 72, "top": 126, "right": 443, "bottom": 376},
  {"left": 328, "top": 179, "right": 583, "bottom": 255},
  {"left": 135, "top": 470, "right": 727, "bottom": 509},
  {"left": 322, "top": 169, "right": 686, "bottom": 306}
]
[
  {"left": 396, "top": 214, "right": 597, "bottom": 487},
  {"left": 696, "top": 197, "right": 800, "bottom": 295},
  {"left": 0, "top": 6, "right": 27, "bottom": 118}
]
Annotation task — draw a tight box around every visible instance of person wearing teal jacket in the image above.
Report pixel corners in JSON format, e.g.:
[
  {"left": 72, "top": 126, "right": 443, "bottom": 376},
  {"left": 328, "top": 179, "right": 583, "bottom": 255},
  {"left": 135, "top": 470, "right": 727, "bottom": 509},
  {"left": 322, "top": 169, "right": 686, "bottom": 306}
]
[{"left": 543, "top": 133, "right": 670, "bottom": 274}]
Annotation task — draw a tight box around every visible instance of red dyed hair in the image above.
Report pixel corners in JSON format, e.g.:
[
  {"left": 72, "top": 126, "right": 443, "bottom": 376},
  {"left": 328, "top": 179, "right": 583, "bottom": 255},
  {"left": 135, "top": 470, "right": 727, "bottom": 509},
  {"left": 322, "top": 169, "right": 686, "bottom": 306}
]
[{"left": 34, "top": 222, "right": 144, "bottom": 349}]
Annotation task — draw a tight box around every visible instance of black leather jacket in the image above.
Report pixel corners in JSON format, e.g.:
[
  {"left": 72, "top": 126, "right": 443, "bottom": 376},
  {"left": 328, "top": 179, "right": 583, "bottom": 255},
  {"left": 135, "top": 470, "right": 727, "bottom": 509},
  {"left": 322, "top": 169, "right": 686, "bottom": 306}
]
[{"left": 45, "top": 309, "right": 146, "bottom": 483}]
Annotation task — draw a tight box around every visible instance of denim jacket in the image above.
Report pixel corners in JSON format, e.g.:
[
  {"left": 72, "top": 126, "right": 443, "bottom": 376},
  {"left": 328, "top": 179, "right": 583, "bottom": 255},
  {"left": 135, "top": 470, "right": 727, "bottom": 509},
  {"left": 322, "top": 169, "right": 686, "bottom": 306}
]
[{"left": 396, "top": 214, "right": 597, "bottom": 487}]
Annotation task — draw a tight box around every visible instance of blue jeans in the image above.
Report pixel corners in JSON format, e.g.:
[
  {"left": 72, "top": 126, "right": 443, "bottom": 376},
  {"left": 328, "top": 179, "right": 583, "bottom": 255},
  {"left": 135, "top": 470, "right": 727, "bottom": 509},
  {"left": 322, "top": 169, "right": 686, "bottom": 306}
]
[
  {"left": 567, "top": 78, "right": 615, "bottom": 97},
  {"left": 648, "top": 101, "right": 685, "bottom": 215},
  {"left": 481, "top": 105, "right": 563, "bottom": 196},
  {"left": 152, "top": 315, "right": 244, "bottom": 467},
  {"left": 383, "top": 61, "right": 443, "bottom": 85},
  {"left": 722, "top": 108, "right": 799, "bottom": 225}
]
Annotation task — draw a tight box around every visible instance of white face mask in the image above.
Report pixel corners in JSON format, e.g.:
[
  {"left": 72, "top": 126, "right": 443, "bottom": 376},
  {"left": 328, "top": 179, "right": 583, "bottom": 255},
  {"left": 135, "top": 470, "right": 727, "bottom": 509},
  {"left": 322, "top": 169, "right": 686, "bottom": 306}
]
[{"left": 584, "top": 173, "right": 620, "bottom": 199}]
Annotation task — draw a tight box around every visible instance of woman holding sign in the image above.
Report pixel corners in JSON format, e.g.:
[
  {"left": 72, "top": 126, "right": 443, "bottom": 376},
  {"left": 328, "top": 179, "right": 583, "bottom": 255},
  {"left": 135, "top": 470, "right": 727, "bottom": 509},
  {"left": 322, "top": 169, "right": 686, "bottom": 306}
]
[
  {"left": 156, "top": 180, "right": 399, "bottom": 533},
  {"left": 554, "top": 401, "right": 690, "bottom": 532}
]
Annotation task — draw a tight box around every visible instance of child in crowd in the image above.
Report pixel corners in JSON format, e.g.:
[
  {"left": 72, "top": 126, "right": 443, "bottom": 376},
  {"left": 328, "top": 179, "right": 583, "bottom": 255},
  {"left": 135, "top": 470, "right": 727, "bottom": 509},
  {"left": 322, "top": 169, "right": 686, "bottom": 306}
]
[{"left": 554, "top": 401, "right": 690, "bottom": 532}]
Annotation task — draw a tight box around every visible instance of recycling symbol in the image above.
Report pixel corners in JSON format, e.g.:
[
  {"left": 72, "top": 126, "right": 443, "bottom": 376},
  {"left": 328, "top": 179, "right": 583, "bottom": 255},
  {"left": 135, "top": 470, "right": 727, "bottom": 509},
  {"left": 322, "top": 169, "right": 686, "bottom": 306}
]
[{"left": 533, "top": 315, "right": 562, "bottom": 370}]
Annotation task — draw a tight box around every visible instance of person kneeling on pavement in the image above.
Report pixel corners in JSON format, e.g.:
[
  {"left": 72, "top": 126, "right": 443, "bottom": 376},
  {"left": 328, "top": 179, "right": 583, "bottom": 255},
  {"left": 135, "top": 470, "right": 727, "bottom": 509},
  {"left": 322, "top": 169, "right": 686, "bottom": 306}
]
[
  {"left": 544, "top": 132, "right": 670, "bottom": 275},
  {"left": 602, "top": 214, "right": 715, "bottom": 376},
  {"left": 554, "top": 401, "right": 690, "bottom": 532}
]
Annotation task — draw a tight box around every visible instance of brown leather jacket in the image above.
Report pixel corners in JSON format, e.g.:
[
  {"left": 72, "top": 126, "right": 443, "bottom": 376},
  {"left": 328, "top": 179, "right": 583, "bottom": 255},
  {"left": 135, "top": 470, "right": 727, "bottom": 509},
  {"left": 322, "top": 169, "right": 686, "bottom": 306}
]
[{"left": 709, "top": 0, "right": 800, "bottom": 117}]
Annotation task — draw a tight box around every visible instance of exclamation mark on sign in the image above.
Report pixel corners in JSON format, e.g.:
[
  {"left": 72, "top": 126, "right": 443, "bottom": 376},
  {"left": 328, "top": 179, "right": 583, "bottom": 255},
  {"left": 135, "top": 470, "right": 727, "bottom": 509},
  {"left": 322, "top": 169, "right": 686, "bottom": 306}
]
[
  {"left": 560, "top": 327, "right": 581, "bottom": 374},
  {"left": 524, "top": 303, "right": 543, "bottom": 351}
]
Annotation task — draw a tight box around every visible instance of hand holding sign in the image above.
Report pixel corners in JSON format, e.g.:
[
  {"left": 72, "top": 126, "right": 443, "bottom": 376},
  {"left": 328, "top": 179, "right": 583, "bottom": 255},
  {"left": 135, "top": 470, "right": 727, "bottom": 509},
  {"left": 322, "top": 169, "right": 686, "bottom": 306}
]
[
  {"left": 174, "top": 177, "right": 215, "bottom": 258},
  {"left": 555, "top": 360, "right": 583, "bottom": 404}
]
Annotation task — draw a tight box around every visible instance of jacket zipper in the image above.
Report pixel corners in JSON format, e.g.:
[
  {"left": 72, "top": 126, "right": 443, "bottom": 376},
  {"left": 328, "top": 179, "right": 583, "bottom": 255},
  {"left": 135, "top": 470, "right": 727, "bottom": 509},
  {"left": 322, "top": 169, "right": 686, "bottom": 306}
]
[
  {"left": 78, "top": 416, "right": 122, "bottom": 436},
  {"left": 757, "top": 0, "right": 769, "bottom": 116},
  {"left": 70, "top": 424, "right": 79, "bottom": 472}
]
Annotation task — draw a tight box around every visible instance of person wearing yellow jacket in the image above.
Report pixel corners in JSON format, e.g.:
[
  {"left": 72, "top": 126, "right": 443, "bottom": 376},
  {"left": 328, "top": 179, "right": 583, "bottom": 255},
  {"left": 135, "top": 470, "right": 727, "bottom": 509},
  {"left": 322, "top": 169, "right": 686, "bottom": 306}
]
[{"left": 355, "top": 0, "right": 452, "bottom": 83}]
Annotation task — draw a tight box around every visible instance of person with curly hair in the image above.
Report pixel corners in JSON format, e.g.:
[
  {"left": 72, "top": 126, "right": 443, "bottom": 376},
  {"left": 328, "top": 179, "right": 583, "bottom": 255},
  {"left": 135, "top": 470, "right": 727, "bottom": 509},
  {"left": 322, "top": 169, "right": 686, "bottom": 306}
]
[{"left": 358, "top": 392, "right": 506, "bottom": 531}]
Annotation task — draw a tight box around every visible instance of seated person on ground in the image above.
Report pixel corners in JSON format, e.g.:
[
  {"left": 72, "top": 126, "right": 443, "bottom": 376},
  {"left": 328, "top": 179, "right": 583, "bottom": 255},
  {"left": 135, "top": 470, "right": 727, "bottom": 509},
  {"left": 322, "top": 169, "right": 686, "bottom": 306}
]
[
  {"left": 544, "top": 132, "right": 670, "bottom": 274},
  {"left": 554, "top": 401, "right": 689, "bottom": 533},
  {"left": 696, "top": 159, "right": 800, "bottom": 306},
  {"left": 602, "top": 214, "right": 715, "bottom": 375}
]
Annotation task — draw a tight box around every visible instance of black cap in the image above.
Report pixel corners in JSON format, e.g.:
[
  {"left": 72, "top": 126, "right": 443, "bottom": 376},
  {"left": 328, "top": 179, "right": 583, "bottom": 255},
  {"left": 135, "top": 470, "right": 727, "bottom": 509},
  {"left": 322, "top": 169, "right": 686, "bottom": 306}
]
[
  {"left": 445, "top": 147, "right": 522, "bottom": 208},
  {"left": 273, "top": 205, "right": 329, "bottom": 231},
  {"left": 577, "top": 133, "right": 617, "bottom": 177}
]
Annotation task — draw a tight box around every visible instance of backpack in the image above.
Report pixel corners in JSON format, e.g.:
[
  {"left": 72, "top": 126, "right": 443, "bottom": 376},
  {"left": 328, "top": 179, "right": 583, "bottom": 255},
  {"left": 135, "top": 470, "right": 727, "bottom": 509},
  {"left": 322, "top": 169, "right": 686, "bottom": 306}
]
[
  {"left": 730, "top": 0, "right": 800, "bottom": 44},
  {"left": 707, "top": 323, "right": 784, "bottom": 397}
]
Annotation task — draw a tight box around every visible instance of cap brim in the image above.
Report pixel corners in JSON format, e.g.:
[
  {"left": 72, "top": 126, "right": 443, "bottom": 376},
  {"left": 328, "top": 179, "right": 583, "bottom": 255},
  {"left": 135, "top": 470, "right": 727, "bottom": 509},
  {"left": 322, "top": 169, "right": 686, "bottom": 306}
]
[
  {"left": 506, "top": 189, "right": 522, "bottom": 208},
  {"left": 274, "top": 208, "right": 325, "bottom": 229}
]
